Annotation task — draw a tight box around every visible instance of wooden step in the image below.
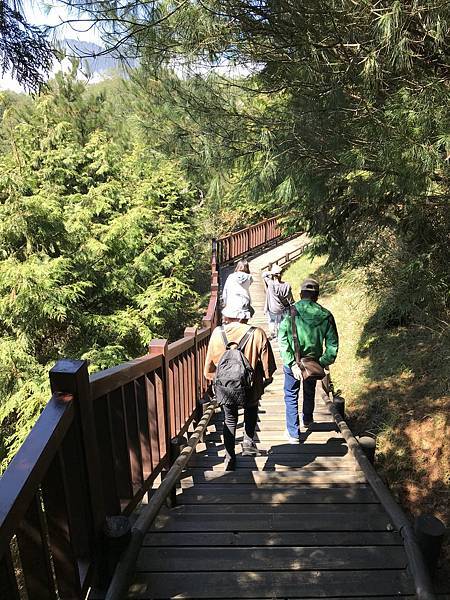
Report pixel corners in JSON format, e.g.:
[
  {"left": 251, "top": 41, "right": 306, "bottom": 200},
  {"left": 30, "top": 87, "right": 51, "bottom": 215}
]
[
  {"left": 129, "top": 570, "right": 413, "bottom": 598},
  {"left": 151, "top": 511, "right": 392, "bottom": 532},
  {"left": 205, "top": 427, "right": 339, "bottom": 440},
  {"left": 167, "top": 503, "right": 385, "bottom": 515},
  {"left": 189, "top": 459, "right": 356, "bottom": 471},
  {"left": 189, "top": 456, "right": 356, "bottom": 470},
  {"left": 195, "top": 443, "right": 349, "bottom": 455},
  {"left": 137, "top": 545, "right": 407, "bottom": 572},
  {"left": 178, "top": 485, "right": 378, "bottom": 504},
  {"left": 143, "top": 530, "right": 402, "bottom": 546},
  {"left": 181, "top": 469, "right": 367, "bottom": 484}
]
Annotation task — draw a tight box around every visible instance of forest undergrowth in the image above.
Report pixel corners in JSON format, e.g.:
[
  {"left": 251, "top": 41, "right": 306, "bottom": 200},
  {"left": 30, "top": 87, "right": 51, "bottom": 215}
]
[{"left": 284, "top": 253, "right": 450, "bottom": 588}]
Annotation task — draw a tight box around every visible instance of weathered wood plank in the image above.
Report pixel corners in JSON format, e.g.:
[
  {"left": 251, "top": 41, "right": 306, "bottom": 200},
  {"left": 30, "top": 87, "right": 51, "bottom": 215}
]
[
  {"left": 178, "top": 485, "right": 378, "bottom": 504},
  {"left": 142, "top": 530, "right": 402, "bottom": 547},
  {"left": 128, "top": 570, "right": 414, "bottom": 598},
  {"left": 166, "top": 503, "right": 385, "bottom": 515},
  {"left": 137, "top": 546, "right": 407, "bottom": 572},
  {"left": 207, "top": 426, "right": 338, "bottom": 435},
  {"left": 256, "top": 408, "right": 332, "bottom": 415},
  {"left": 188, "top": 463, "right": 359, "bottom": 473},
  {"left": 151, "top": 512, "right": 392, "bottom": 532},
  {"left": 194, "top": 443, "right": 349, "bottom": 455},
  {"left": 211, "top": 410, "right": 333, "bottom": 418},
  {"left": 188, "top": 456, "right": 356, "bottom": 470},
  {"left": 205, "top": 427, "right": 339, "bottom": 441},
  {"left": 182, "top": 469, "right": 366, "bottom": 484},
  {"left": 179, "top": 480, "right": 371, "bottom": 490}
]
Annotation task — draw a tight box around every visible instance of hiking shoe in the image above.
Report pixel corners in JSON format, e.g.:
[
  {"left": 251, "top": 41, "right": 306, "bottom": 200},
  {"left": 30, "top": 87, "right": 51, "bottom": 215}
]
[
  {"left": 284, "top": 429, "right": 300, "bottom": 444},
  {"left": 241, "top": 442, "right": 263, "bottom": 456},
  {"left": 224, "top": 457, "right": 236, "bottom": 471}
]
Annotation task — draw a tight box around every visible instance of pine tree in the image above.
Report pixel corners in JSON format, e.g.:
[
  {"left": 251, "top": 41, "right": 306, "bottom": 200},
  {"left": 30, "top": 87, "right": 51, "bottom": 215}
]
[{"left": 0, "top": 70, "right": 204, "bottom": 468}]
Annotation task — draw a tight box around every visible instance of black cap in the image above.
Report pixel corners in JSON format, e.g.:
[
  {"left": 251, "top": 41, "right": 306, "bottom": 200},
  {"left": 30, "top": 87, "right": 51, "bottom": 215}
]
[{"left": 300, "top": 278, "right": 319, "bottom": 293}]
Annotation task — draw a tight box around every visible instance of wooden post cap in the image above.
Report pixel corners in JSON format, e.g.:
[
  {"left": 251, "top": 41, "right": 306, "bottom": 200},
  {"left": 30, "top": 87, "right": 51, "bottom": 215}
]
[
  {"left": 415, "top": 514, "right": 446, "bottom": 537},
  {"left": 98, "top": 516, "right": 132, "bottom": 588},
  {"left": 414, "top": 514, "right": 446, "bottom": 573},
  {"left": 333, "top": 396, "right": 345, "bottom": 418},
  {"left": 170, "top": 436, "right": 187, "bottom": 450},
  {"left": 357, "top": 435, "right": 376, "bottom": 464},
  {"left": 103, "top": 516, "right": 131, "bottom": 540}
]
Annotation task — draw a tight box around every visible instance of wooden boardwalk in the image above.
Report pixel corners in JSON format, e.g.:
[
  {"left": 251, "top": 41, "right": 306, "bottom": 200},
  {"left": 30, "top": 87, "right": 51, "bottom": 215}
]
[{"left": 128, "top": 237, "right": 415, "bottom": 599}]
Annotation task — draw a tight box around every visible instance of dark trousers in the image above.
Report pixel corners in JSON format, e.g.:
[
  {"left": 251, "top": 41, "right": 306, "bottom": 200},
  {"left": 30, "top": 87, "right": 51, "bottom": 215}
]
[
  {"left": 222, "top": 403, "right": 259, "bottom": 459},
  {"left": 283, "top": 365, "right": 316, "bottom": 438}
]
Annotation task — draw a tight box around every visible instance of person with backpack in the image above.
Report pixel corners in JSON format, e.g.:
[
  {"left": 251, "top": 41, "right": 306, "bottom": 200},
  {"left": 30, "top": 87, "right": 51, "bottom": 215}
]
[
  {"left": 278, "top": 278, "right": 339, "bottom": 443},
  {"left": 262, "top": 263, "right": 294, "bottom": 339},
  {"left": 204, "top": 307, "right": 276, "bottom": 470}
]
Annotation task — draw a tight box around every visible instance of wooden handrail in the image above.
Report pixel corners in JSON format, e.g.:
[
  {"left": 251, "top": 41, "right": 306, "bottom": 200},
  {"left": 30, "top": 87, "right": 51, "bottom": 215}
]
[
  {"left": 219, "top": 216, "right": 276, "bottom": 240},
  {"left": 0, "top": 394, "right": 74, "bottom": 557},
  {"left": 216, "top": 216, "right": 283, "bottom": 264},
  {"left": 90, "top": 354, "right": 163, "bottom": 400},
  {"left": 167, "top": 333, "right": 195, "bottom": 360}
]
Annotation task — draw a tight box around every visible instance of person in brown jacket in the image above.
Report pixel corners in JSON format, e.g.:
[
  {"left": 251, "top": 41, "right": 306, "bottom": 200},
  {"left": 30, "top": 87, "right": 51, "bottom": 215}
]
[{"left": 204, "top": 306, "right": 276, "bottom": 470}]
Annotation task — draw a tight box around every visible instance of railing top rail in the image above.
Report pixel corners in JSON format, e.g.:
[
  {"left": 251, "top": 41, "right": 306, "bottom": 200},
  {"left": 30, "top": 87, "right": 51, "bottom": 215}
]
[
  {"left": 218, "top": 216, "right": 277, "bottom": 240},
  {"left": 90, "top": 353, "right": 163, "bottom": 400},
  {"left": 196, "top": 327, "right": 211, "bottom": 342},
  {"left": 167, "top": 336, "right": 196, "bottom": 361},
  {"left": 0, "top": 393, "right": 74, "bottom": 556}
]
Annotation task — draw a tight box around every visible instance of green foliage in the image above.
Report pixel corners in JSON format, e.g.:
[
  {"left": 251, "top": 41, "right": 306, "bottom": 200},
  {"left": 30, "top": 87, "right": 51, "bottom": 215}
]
[{"left": 0, "top": 70, "right": 204, "bottom": 469}]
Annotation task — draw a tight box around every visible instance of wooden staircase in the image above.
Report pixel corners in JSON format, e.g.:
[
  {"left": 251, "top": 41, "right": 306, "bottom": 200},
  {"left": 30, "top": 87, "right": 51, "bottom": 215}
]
[{"left": 127, "top": 236, "right": 415, "bottom": 599}]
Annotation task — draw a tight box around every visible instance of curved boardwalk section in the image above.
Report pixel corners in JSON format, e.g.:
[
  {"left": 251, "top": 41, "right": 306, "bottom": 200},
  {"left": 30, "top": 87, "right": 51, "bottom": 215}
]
[{"left": 128, "top": 237, "right": 415, "bottom": 599}]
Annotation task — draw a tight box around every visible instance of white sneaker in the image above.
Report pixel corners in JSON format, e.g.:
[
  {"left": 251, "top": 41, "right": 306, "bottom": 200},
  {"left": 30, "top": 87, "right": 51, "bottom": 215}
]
[{"left": 284, "top": 429, "right": 300, "bottom": 444}]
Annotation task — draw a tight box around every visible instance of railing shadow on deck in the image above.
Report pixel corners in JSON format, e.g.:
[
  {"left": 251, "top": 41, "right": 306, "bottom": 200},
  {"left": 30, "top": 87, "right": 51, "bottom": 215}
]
[{"left": 0, "top": 217, "right": 287, "bottom": 599}]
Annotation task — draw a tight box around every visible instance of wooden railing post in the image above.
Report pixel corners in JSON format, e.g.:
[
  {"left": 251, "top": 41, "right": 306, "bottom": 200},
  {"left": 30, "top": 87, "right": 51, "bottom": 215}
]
[
  {"left": 184, "top": 326, "right": 201, "bottom": 426},
  {"left": 211, "top": 238, "right": 218, "bottom": 269},
  {"left": 49, "top": 360, "right": 105, "bottom": 527},
  {"left": 148, "top": 340, "right": 172, "bottom": 448},
  {"left": 166, "top": 436, "right": 186, "bottom": 508},
  {"left": 48, "top": 359, "right": 106, "bottom": 593}
]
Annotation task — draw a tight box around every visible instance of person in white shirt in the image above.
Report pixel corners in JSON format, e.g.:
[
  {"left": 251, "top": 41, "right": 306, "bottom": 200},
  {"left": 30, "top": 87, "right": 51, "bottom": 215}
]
[{"left": 222, "top": 259, "right": 255, "bottom": 320}]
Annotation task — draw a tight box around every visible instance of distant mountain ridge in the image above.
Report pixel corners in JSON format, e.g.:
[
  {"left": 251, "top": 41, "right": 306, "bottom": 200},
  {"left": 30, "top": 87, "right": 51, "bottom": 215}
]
[{"left": 62, "top": 39, "right": 138, "bottom": 76}]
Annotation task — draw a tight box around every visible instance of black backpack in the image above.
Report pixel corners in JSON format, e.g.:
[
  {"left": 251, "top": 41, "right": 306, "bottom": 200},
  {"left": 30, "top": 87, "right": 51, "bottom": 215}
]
[{"left": 213, "top": 326, "right": 256, "bottom": 407}]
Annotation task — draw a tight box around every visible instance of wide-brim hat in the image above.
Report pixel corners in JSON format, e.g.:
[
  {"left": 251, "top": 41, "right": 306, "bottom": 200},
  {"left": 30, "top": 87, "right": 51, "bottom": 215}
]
[
  {"left": 270, "top": 263, "right": 282, "bottom": 275},
  {"left": 300, "top": 278, "right": 319, "bottom": 293}
]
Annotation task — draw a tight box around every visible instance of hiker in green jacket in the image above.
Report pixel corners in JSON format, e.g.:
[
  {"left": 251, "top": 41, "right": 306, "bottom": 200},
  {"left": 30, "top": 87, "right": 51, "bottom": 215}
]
[{"left": 278, "top": 278, "right": 339, "bottom": 443}]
